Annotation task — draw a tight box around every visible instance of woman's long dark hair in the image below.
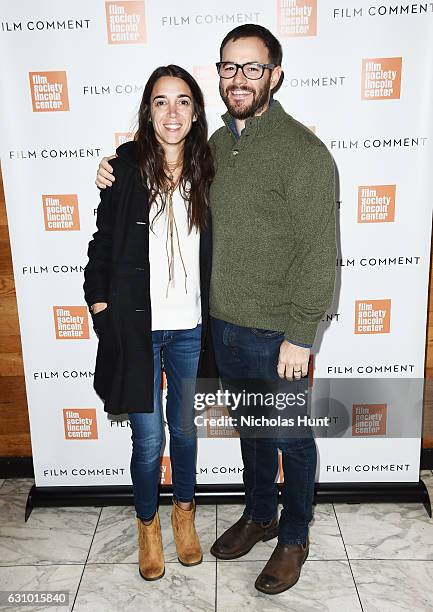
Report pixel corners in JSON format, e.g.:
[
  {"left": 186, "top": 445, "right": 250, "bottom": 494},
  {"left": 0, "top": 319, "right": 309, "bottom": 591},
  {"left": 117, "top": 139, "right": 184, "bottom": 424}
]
[{"left": 135, "top": 65, "right": 214, "bottom": 232}]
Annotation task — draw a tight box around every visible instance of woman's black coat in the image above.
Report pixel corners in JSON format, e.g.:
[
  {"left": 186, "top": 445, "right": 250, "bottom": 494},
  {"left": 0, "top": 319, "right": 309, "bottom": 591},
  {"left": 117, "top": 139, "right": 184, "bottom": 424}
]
[{"left": 83, "top": 141, "right": 217, "bottom": 415}]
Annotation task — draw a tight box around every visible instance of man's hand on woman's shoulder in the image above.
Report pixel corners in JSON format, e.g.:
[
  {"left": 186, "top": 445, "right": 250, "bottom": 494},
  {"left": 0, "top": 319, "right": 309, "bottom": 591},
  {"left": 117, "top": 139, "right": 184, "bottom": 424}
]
[{"left": 96, "top": 154, "right": 117, "bottom": 189}]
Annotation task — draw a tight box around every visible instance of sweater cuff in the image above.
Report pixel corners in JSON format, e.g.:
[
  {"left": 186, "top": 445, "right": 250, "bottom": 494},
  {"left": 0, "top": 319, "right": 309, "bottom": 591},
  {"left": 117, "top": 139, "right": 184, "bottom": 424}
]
[
  {"left": 284, "top": 337, "right": 312, "bottom": 349},
  {"left": 284, "top": 319, "right": 319, "bottom": 347}
]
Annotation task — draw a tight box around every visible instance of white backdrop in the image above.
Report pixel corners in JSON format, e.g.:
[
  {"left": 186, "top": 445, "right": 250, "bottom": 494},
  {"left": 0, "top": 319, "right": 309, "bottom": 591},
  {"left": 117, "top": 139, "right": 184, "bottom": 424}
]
[{"left": 0, "top": 0, "right": 432, "bottom": 488}]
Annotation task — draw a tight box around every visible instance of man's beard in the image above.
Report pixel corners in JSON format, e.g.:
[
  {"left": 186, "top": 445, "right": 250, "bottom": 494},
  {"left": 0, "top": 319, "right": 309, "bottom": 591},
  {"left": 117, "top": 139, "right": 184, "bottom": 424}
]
[{"left": 220, "top": 77, "right": 271, "bottom": 120}]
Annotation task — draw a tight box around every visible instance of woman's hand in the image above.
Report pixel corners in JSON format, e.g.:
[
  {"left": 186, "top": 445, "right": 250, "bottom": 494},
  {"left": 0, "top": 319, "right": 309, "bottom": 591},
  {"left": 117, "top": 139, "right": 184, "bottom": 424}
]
[{"left": 91, "top": 302, "right": 108, "bottom": 315}]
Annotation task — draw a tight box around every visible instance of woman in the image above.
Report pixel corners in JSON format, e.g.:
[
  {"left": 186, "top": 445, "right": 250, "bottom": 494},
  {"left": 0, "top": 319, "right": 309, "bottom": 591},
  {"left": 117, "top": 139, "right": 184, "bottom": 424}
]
[{"left": 83, "top": 65, "right": 215, "bottom": 581}]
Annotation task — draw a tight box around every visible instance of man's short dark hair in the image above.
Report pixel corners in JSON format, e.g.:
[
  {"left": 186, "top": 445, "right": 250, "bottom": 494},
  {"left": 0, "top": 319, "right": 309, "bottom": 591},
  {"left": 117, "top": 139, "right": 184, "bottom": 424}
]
[{"left": 219, "top": 24, "right": 283, "bottom": 66}]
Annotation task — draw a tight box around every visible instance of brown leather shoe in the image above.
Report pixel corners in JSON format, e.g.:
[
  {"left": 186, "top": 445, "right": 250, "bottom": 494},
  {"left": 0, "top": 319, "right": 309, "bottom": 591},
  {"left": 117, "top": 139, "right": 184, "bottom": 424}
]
[
  {"left": 210, "top": 515, "right": 278, "bottom": 560},
  {"left": 254, "top": 539, "right": 309, "bottom": 594}
]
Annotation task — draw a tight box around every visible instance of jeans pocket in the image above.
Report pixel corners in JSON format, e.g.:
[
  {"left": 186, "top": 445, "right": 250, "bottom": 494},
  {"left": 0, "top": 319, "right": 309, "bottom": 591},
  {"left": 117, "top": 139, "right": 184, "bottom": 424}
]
[{"left": 251, "top": 327, "right": 283, "bottom": 338}]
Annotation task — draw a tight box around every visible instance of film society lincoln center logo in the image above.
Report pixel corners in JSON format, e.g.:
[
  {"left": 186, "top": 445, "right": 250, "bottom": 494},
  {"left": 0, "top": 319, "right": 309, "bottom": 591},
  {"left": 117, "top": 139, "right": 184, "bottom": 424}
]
[
  {"left": 42, "top": 195, "right": 80, "bottom": 231},
  {"left": 29, "top": 71, "right": 69, "bottom": 112},
  {"left": 115, "top": 132, "right": 134, "bottom": 147},
  {"left": 358, "top": 185, "right": 396, "bottom": 223},
  {"left": 277, "top": 451, "right": 284, "bottom": 483},
  {"left": 105, "top": 1, "right": 146, "bottom": 44},
  {"left": 277, "top": 0, "right": 317, "bottom": 37},
  {"left": 361, "top": 58, "right": 402, "bottom": 100},
  {"left": 193, "top": 66, "right": 220, "bottom": 106},
  {"left": 354, "top": 299, "right": 391, "bottom": 335},
  {"left": 53, "top": 306, "right": 89, "bottom": 339},
  {"left": 206, "top": 405, "right": 239, "bottom": 439},
  {"left": 352, "top": 404, "right": 387, "bottom": 436},
  {"left": 63, "top": 409, "right": 98, "bottom": 440}
]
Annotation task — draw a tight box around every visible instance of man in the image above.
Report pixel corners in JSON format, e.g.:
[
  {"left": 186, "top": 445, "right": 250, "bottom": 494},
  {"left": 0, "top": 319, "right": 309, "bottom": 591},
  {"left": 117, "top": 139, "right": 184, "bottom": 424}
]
[{"left": 96, "top": 24, "right": 337, "bottom": 595}]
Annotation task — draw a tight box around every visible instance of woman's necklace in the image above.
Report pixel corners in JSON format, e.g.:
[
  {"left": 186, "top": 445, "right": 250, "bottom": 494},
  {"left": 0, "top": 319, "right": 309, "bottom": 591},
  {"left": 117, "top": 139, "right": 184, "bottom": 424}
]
[
  {"left": 163, "top": 158, "right": 187, "bottom": 296},
  {"left": 165, "top": 158, "right": 182, "bottom": 186}
]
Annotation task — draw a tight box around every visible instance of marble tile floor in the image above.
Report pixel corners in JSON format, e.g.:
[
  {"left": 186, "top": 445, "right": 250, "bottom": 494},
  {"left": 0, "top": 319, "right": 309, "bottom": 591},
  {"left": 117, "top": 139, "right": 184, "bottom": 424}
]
[{"left": 0, "top": 472, "right": 432, "bottom": 612}]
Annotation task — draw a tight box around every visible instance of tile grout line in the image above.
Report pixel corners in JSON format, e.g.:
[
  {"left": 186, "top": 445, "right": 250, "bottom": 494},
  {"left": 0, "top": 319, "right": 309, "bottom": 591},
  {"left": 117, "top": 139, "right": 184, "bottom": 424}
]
[
  {"left": 0, "top": 560, "right": 219, "bottom": 568},
  {"left": 332, "top": 503, "right": 364, "bottom": 612},
  {"left": 3, "top": 556, "right": 433, "bottom": 570},
  {"left": 71, "top": 506, "right": 103, "bottom": 612}
]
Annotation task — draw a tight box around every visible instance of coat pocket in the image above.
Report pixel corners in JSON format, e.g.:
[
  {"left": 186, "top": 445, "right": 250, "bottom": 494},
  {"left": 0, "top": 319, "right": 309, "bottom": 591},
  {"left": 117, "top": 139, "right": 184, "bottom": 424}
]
[
  {"left": 91, "top": 306, "right": 109, "bottom": 337},
  {"left": 93, "top": 308, "right": 121, "bottom": 402}
]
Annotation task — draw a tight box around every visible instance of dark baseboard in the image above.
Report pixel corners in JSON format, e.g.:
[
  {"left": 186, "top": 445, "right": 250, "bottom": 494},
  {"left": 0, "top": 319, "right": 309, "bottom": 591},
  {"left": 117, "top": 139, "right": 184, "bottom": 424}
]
[
  {"left": 421, "top": 447, "right": 433, "bottom": 469},
  {"left": 23, "top": 480, "right": 431, "bottom": 521},
  {"left": 0, "top": 456, "right": 34, "bottom": 479}
]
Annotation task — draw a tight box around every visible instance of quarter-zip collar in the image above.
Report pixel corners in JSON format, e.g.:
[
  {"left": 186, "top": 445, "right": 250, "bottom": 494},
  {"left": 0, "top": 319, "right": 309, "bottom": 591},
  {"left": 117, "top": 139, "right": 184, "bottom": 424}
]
[{"left": 222, "top": 97, "right": 282, "bottom": 142}]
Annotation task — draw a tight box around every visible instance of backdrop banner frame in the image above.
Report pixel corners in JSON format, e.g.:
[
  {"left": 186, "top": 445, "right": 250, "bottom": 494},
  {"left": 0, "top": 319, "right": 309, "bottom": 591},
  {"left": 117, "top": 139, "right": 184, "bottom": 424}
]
[{"left": 1, "top": 0, "right": 433, "bottom": 508}]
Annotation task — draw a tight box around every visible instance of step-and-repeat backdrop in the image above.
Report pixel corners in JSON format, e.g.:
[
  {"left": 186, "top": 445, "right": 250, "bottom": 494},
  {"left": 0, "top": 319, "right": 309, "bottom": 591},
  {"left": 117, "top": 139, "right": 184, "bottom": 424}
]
[{"left": 1, "top": 1, "right": 432, "bottom": 488}]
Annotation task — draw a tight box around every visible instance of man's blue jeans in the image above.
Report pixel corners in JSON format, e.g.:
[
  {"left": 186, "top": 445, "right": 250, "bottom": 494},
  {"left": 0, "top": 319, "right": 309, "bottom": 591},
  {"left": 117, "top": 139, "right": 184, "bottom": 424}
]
[
  {"left": 211, "top": 317, "right": 316, "bottom": 545},
  {"left": 128, "top": 325, "right": 201, "bottom": 521}
]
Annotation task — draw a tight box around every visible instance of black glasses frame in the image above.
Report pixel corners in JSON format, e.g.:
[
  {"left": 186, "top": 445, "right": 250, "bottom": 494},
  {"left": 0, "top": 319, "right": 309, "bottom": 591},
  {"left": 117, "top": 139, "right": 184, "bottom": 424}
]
[{"left": 216, "top": 62, "right": 276, "bottom": 80}]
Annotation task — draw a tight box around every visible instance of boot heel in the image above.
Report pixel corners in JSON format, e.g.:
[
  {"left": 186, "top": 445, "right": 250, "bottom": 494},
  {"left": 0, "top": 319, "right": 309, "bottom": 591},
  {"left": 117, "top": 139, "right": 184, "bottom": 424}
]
[{"left": 139, "top": 566, "right": 165, "bottom": 581}]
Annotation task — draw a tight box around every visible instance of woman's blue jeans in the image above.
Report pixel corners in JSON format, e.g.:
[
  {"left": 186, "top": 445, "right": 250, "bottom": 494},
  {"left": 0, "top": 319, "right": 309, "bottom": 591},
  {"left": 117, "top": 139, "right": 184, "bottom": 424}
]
[{"left": 128, "top": 325, "right": 201, "bottom": 521}]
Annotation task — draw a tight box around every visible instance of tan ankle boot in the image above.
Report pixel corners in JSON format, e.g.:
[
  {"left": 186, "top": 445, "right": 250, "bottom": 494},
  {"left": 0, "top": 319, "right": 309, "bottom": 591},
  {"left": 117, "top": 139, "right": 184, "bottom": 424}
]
[
  {"left": 137, "top": 513, "right": 165, "bottom": 580},
  {"left": 171, "top": 499, "right": 203, "bottom": 566}
]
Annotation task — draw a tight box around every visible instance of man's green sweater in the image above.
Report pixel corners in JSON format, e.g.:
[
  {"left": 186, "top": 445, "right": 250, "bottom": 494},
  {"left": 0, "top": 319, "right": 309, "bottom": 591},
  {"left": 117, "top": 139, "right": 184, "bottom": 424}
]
[{"left": 208, "top": 100, "right": 337, "bottom": 346}]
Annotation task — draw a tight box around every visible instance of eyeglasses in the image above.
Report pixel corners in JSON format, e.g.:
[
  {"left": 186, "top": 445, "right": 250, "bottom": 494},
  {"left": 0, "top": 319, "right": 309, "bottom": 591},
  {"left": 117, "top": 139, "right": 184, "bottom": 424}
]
[{"left": 216, "top": 62, "right": 276, "bottom": 80}]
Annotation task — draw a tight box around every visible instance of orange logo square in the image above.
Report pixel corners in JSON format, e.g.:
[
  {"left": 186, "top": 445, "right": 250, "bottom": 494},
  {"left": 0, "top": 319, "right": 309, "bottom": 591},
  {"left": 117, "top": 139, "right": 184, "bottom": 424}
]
[
  {"left": 42, "top": 194, "right": 80, "bottom": 231},
  {"left": 277, "top": 0, "right": 317, "bottom": 37},
  {"left": 354, "top": 300, "right": 391, "bottom": 334},
  {"left": 29, "top": 71, "right": 69, "bottom": 112},
  {"left": 53, "top": 306, "right": 89, "bottom": 339},
  {"left": 63, "top": 408, "right": 98, "bottom": 440},
  {"left": 352, "top": 404, "right": 387, "bottom": 436},
  {"left": 361, "top": 58, "right": 402, "bottom": 100},
  {"left": 193, "top": 66, "right": 220, "bottom": 105},
  {"left": 114, "top": 132, "right": 135, "bottom": 147},
  {"left": 357, "top": 185, "right": 396, "bottom": 223},
  {"left": 160, "top": 456, "right": 172, "bottom": 485},
  {"left": 206, "top": 405, "right": 239, "bottom": 439},
  {"left": 105, "top": 1, "right": 146, "bottom": 44}
]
